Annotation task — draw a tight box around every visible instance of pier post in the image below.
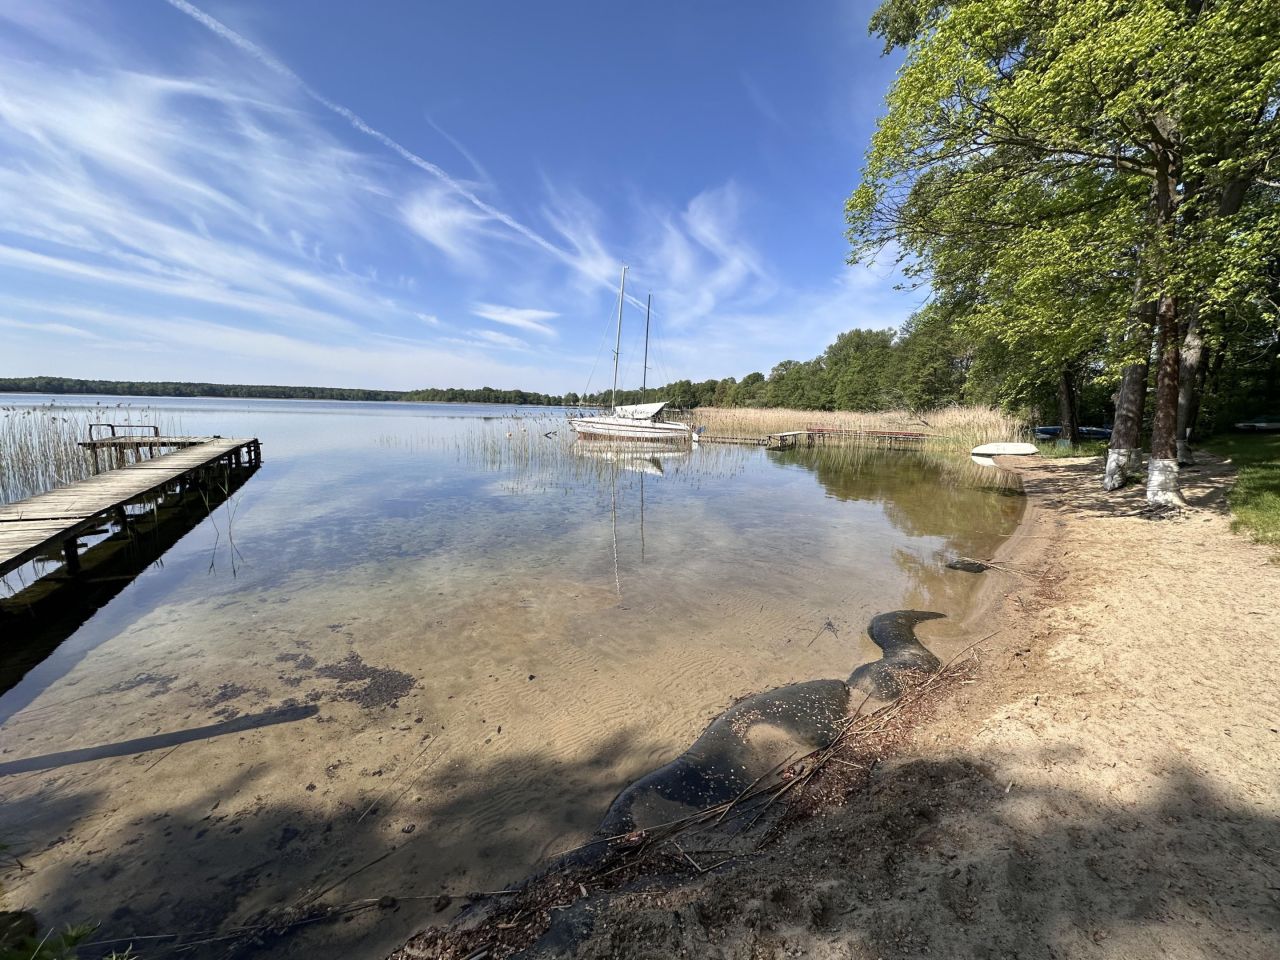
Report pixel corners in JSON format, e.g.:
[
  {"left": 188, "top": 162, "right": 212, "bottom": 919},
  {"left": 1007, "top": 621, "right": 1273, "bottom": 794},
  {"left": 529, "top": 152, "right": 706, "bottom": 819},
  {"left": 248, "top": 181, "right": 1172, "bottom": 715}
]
[{"left": 62, "top": 538, "right": 80, "bottom": 575}]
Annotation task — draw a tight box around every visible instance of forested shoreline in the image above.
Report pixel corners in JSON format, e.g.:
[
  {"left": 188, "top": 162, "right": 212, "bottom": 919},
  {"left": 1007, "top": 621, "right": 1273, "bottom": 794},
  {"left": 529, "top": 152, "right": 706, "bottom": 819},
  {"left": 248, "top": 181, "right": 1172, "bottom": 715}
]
[{"left": 0, "top": 377, "right": 565, "bottom": 407}]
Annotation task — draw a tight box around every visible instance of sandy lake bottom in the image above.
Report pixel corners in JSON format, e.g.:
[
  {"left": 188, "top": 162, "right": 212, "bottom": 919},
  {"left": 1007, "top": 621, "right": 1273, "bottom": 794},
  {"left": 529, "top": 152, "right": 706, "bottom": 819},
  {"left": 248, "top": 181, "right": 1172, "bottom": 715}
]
[{"left": 0, "top": 397, "right": 1023, "bottom": 959}]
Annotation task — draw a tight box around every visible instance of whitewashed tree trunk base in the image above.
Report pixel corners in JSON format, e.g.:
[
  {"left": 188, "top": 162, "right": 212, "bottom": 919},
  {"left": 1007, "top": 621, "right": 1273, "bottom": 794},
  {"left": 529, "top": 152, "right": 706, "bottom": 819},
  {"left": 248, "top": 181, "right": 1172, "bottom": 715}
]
[
  {"left": 1103, "top": 448, "right": 1133, "bottom": 491},
  {"left": 1146, "top": 458, "right": 1187, "bottom": 507}
]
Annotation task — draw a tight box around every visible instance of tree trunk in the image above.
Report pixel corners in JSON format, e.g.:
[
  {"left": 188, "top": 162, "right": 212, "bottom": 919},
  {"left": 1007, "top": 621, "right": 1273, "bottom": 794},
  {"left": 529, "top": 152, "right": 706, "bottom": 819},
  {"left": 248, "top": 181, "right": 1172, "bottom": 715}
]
[
  {"left": 1104, "top": 285, "right": 1153, "bottom": 491},
  {"left": 1147, "top": 291, "right": 1186, "bottom": 506},
  {"left": 1175, "top": 307, "right": 1204, "bottom": 464},
  {"left": 1266, "top": 340, "right": 1280, "bottom": 412},
  {"left": 1057, "top": 368, "right": 1080, "bottom": 447},
  {"left": 1105, "top": 359, "right": 1149, "bottom": 490},
  {"left": 1145, "top": 132, "right": 1184, "bottom": 507}
]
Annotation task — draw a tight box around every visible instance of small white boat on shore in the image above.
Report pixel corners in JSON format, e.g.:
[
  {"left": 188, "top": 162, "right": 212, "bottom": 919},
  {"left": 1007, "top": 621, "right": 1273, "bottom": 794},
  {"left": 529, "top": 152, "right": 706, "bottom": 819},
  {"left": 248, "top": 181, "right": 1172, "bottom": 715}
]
[{"left": 971, "top": 441, "right": 1038, "bottom": 457}]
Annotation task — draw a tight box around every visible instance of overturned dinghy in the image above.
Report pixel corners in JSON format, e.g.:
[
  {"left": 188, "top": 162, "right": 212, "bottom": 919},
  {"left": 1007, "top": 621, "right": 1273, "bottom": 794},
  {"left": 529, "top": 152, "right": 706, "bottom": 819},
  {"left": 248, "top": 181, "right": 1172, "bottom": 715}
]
[
  {"left": 971, "top": 441, "right": 1038, "bottom": 457},
  {"left": 971, "top": 441, "right": 1038, "bottom": 468}
]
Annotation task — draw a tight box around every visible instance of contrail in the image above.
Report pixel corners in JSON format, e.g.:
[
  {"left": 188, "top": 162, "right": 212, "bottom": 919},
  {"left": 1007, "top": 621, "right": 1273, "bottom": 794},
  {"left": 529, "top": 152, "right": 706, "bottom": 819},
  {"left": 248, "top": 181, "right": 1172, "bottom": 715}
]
[
  {"left": 162, "top": 0, "right": 644, "bottom": 304},
  {"left": 424, "top": 112, "right": 491, "bottom": 186}
]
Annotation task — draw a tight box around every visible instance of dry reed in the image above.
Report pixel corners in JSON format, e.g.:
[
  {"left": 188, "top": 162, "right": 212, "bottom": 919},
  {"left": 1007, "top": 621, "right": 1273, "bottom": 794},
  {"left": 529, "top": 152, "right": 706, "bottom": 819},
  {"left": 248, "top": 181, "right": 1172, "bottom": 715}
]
[
  {"left": 0, "top": 403, "right": 180, "bottom": 504},
  {"left": 685, "top": 405, "right": 1025, "bottom": 451}
]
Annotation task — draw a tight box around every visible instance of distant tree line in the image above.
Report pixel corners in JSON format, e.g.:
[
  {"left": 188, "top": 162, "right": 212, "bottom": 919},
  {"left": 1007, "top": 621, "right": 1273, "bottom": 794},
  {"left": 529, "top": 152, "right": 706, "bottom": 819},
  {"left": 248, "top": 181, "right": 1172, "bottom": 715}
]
[
  {"left": 0, "top": 377, "right": 405, "bottom": 402},
  {"left": 0, "top": 377, "right": 576, "bottom": 406},
  {"left": 401, "top": 385, "right": 567, "bottom": 405},
  {"left": 571, "top": 318, "right": 971, "bottom": 412}
]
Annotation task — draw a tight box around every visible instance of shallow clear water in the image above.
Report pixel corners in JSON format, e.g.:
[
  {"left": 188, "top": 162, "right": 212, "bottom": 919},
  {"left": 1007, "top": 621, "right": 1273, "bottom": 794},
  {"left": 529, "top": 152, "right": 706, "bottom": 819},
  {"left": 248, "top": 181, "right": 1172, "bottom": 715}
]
[{"left": 0, "top": 394, "right": 1022, "bottom": 958}]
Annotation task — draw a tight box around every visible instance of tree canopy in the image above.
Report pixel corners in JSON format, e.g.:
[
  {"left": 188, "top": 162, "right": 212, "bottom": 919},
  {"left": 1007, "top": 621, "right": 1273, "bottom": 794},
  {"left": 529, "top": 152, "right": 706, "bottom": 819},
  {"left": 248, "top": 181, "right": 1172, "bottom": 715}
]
[{"left": 847, "top": 0, "right": 1280, "bottom": 502}]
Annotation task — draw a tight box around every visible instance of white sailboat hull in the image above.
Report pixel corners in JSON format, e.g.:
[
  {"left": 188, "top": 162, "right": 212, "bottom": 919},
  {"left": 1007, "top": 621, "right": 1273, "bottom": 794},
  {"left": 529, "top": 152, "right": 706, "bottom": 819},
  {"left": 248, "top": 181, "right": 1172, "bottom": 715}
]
[{"left": 568, "top": 416, "right": 695, "bottom": 444}]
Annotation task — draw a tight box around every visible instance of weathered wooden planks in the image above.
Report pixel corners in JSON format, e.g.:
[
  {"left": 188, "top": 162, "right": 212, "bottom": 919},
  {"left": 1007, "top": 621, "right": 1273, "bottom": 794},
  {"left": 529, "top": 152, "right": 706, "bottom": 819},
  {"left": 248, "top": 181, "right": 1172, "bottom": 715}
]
[
  {"left": 78, "top": 436, "right": 224, "bottom": 449},
  {"left": 0, "top": 438, "right": 260, "bottom": 577}
]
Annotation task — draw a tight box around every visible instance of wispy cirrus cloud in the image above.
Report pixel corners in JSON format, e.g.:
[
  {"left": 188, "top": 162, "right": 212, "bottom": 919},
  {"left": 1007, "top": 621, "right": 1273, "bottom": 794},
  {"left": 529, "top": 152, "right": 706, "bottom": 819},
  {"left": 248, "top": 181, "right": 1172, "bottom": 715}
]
[
  {"left": 470, "top": 329, "right": 529, "bottom": 350},
  {"left": 162, "top": 0, "right": 614, "bottom": 289},
  {"left": 1, "top": 0, "right": 914, "bottom": 391},
  {"left": 471, "top": 303, "right": 558, "bottom": 338},
  {"left": 401, "top": 185, "right": 507, "bottom": 274}
]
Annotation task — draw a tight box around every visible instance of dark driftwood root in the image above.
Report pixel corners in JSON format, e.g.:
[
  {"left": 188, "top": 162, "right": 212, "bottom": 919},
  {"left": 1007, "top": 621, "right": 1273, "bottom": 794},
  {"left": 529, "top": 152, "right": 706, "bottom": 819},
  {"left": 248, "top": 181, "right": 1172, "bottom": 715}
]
[
  {"left": 946, "top": 557, "right": 990, "bottom": 573},
  {"left": 413, "top": 609, "right": 951, "bottom": 960},
  {"left": 847, "top": 610, "right": 944, "bottom": 699}
]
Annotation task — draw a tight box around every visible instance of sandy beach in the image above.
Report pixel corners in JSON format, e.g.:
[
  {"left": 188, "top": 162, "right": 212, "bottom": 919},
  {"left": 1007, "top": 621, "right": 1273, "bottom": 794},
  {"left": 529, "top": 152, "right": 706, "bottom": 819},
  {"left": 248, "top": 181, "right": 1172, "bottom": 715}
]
[{"left": 402, "top": 452, "right": 1280, "bottom": 958}]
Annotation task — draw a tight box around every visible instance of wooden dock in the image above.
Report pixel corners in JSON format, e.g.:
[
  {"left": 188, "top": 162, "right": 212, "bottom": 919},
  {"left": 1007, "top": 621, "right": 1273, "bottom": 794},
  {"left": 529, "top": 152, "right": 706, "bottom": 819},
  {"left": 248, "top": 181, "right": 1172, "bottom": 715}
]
[
  {"left": 698, "top": 428, "right": 938, "bottom": 450},
  {"left": 0, "top": 437, "right": 261, "bottom": 578}
]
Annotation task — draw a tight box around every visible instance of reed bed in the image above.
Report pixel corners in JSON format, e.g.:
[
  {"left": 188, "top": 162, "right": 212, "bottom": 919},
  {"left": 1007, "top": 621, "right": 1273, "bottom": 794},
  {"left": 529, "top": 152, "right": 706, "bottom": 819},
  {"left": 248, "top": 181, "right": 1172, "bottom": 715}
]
[
  {"left": 438, "top": 408, "right": 1024, "bottom": 497},
  {"left": 0, "top": 403, "right": 180, "bottom": 504},
  {"left": 686, "top": 405, "right": 1026, "bottom": 451},
  {"left": 446, "top": 413, "right": 754, "bottom": 494}
]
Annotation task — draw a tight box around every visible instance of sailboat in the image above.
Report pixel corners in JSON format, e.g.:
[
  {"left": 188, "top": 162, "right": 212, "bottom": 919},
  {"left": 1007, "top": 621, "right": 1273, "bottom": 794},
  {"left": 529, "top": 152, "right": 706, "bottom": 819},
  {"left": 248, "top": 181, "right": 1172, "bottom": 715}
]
[{"left": 568, "top": 267, "right": 698, "bottom": 445}]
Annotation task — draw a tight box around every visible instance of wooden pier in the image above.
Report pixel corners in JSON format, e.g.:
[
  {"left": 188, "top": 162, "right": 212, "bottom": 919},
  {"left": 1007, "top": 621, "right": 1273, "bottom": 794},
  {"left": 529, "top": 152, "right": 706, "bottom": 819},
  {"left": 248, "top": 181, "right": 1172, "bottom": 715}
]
[
  {"left": 0, "top": 436, "right": 261, "bottom": 578},
  {"left": 767, "top": 429, "right": 935, "bottom": 449},
  {"left": 698, "top": 428, "right": 938, "bottom": 450}
]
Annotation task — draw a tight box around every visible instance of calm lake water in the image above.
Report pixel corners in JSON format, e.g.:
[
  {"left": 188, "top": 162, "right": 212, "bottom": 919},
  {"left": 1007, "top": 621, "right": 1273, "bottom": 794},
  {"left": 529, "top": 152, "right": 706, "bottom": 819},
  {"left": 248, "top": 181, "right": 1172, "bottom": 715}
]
[{"left": 0, "top": 394, "right": 1023, "bottom": 958}]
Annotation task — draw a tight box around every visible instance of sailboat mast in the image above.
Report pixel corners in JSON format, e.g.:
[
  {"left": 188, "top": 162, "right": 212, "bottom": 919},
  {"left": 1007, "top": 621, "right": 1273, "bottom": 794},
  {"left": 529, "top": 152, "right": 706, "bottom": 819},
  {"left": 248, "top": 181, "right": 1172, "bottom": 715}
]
[
  {"left": 611, "top": 265, "right": 627, "bottom": 411},
  {"left": 642, "top": 293, "right": 651, "bottom": 402}
]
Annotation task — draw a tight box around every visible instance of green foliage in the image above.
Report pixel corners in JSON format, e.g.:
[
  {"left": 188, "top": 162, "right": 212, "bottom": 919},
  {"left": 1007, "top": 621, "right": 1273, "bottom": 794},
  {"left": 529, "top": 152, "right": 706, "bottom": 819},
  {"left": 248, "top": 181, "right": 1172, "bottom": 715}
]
[
  {"left": 1034, "top": 439, "right": 1108, "bottom": 459},
  {"left": 0, "top": 917, "right": 92, "bottom": 960},
  {"left": 402, "top": 384, "right": 566, "bottom": 405},
  {"left": 847, "top": 0, "right": 1280, "bottom": 448},
  {"left": 1207, "top": 432, "right": 1280, "bottom": 548}
]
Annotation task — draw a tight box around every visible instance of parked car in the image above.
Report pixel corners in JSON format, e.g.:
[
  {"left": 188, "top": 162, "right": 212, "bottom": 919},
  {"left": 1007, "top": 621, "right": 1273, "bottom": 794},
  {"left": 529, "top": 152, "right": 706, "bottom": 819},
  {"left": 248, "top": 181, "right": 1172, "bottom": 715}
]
[
  {"left": 1234, "top": 415, "right": 1280, "bottom": 432},
  {"left": 1033, "top": 425, "right": 1113, "bottom": 441}
]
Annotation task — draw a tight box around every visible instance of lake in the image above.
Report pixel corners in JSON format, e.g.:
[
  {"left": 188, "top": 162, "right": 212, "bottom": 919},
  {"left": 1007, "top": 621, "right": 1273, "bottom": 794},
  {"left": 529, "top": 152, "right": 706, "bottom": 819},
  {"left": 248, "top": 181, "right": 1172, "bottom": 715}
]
[{"left": 0, "top": 394, "right": 1023, "bottom": 958}]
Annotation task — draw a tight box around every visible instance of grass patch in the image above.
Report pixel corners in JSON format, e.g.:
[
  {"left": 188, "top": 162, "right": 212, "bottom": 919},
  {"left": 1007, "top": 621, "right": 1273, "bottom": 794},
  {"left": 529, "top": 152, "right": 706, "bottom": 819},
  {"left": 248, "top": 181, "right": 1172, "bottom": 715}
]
[
  {"left": 1205, "top": 432, "right": 1280, "bottom": 547},
  {"left": 1033, "top": 439, "right": 1109, "bottom": 459}
]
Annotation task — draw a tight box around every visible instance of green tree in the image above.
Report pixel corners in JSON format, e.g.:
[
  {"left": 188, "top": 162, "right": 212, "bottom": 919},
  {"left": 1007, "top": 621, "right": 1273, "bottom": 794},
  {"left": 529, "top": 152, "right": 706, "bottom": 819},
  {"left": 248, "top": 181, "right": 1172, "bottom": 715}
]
[
  {"left": 712, "top": 377, "right": 738, "bottom": 406},
  {"left": 823, "top": 328, "right": 897, "bottom": 410},
  {"left": 736, "top": 372, "right": 767, "bottom": 406},
  {"left": 849, "top": 0, "right": 1280, "bottom": 504}
]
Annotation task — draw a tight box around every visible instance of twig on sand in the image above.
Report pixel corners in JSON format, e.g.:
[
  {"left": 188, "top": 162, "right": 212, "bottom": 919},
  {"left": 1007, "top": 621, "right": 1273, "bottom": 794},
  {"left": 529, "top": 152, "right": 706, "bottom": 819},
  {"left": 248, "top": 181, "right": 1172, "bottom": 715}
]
[
  {"left": 957, "top": 556, "right": 1038, "bottom": 579},
  {"left": 411, "top": 631, "right": 1008, "bottom": 960}
]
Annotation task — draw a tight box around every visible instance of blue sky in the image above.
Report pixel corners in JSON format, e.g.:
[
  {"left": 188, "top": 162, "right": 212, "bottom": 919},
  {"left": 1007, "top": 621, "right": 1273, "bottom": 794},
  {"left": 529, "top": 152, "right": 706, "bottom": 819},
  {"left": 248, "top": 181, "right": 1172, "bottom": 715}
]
[{"left": 0, "top": 1, "right": 918, "bottom": 393}]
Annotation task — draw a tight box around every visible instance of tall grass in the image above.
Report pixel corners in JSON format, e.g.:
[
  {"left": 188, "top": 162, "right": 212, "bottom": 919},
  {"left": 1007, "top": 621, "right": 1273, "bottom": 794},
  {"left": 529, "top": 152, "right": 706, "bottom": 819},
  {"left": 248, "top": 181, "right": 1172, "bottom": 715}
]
[
  {"left": 683, "top": 405, "right": 1026, "bottom": 451},
  {"left": 0, "top": 403, "right": 179, "bottom": 504}
]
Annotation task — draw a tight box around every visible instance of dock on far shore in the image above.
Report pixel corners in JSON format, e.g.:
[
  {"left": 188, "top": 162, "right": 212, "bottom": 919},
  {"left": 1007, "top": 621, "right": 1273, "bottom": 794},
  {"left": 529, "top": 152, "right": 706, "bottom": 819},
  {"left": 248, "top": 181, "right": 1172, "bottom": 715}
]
[
  {"left": 0, "top": 435, "right": 261, "bottom": 579},
  {"left": 698, "top": 427, "right": 937, "bottom": 450}
]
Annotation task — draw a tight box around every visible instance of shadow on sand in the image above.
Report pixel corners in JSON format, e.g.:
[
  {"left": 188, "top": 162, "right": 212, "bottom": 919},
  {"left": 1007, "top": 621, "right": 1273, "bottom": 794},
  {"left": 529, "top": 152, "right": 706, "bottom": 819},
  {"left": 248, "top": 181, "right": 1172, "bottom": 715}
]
[
  {"left": 501, "top": 753, "right": 1280, "bottom": 959},
  {"left": 0, "top": 705, "right": 317, "bottom": 777}
]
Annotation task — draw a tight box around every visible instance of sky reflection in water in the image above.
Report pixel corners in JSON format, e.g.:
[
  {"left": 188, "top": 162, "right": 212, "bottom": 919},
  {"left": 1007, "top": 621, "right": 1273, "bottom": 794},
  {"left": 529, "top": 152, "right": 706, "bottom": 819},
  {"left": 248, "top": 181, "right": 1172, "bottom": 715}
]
[{"left": 0, "top": 395, "right": 1023, "bottom": 959}]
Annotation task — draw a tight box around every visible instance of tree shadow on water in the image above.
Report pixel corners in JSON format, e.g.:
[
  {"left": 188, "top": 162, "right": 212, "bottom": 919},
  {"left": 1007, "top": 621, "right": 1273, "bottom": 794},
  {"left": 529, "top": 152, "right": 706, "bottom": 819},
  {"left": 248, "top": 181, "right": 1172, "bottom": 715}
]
[{"left": 0, "top": 706, "right": 318, "bottom": 777}]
